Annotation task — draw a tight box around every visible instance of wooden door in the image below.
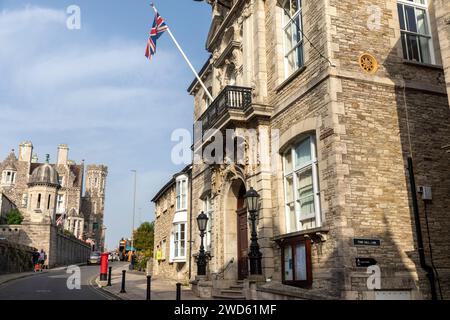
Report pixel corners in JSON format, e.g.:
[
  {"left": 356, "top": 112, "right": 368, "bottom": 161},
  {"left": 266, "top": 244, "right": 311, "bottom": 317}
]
[{"left": 237, "top": 193, "right": 248, "bottom": 280}]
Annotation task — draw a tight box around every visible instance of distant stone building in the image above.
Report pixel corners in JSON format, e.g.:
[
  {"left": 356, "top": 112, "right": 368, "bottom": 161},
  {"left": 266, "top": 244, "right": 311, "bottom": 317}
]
[
  {"left": 180, "top": 0, "right": 449, "bottom": 300},
  {"left": 152, "top": 166, "right": 191, "bottom": 282},
  {"left": 0, "top": 142, "right": 108, "bottom": 266}
]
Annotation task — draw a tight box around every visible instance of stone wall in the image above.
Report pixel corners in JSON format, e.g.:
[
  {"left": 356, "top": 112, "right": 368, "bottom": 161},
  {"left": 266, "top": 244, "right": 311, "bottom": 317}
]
[
  {"left": 0, "top": 239, "right": 35, "bottom": 274},
  {"left": 54, "top": 230, "right": 91, "bottom": 267},
  {"left": 0, "top": 224, "right": 90, "bottom": 268}
]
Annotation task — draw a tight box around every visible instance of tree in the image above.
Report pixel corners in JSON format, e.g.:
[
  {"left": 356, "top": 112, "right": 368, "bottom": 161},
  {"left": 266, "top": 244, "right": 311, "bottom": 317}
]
[
  {"left": 132, "top": 221, "right": 155, "bottom": 271},
  {"left": 6, "top": 209, "right": 23, "bottom": 225},
  {"left": 133, "top": 221, "right": 154, "bottom": 253}
]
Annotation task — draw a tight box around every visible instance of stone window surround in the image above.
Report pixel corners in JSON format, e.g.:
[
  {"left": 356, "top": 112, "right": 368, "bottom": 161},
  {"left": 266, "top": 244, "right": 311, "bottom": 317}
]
[
  {"left": 281, "top": 0, "right": 305, "bottom": 78},
  {"left": 397, "top": 0, "right": 436, "bottom": 65},
  {"left": 282, "top": 134, "right": 321, "bottom": 233},
  {"left": 276, "top": 117, "right": 325, "bottom": 236},
  {"left": 273, "top": 0, "right": 310, "bottom": 88}
]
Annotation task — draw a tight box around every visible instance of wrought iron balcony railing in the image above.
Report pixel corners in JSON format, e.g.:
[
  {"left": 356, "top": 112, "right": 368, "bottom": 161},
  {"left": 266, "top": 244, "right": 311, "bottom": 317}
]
[{"left": 200, "top": 86, "right": 252, "bottom": 133}]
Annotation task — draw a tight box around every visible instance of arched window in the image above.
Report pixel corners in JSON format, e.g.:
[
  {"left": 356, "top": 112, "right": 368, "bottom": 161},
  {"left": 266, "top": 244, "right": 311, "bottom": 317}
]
[
  {"left": 47, "top": 194, "right": 51, "bottom": 210},
  {"left": 282, "top": 134, "right": 321, "bottom": 233},
  {"left": 37, "top": 194, "right": 41, "bottom": 209}
]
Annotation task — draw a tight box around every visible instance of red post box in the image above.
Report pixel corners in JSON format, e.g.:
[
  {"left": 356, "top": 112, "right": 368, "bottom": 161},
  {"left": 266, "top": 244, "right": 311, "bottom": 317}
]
[{"left": 100, "top": 252, "right": 108, "bottom": 281}]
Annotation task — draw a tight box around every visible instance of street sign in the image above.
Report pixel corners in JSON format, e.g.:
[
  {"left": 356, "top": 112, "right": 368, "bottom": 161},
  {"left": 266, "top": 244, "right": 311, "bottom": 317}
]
[
  {"left": 353, "top": 238, "right": 381, "bottom": 246},
  {"left": 355, "top": 257, "right": 377, "bottom": 267}
]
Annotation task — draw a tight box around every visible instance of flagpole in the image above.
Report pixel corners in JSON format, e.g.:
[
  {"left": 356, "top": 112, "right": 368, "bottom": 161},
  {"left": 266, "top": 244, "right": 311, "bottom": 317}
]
[{"left": 150, "top": 3, "right": 214, "bottom": 102}]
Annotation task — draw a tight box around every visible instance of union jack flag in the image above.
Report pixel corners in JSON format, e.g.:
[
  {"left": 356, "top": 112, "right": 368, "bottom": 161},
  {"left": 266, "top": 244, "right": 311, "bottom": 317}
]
[
  {"left": 56, "top": 214, "right": 65, "bottom": 226},
  {"left": 145, "top": 12, "right": 168, "bottom": 59}
]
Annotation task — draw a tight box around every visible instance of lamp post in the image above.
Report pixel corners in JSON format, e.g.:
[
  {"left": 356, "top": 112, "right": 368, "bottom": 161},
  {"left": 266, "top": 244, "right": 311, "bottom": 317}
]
[
  {"left": 244, "top": 187, "right": 262, "bottom": 275},
  {"left": 130, "top": 170, "right": 137, "bottom": 252},
  {"left": 196, "top": 211, "right": 209, "bottom": 276}
]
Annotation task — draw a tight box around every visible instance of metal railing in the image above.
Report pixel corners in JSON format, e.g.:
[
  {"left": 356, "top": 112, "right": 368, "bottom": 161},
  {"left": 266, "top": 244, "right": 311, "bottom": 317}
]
[
  {"left": 213, "top": 257, "right": 234, "bottom": 280},
  {"left": 200, "top": 86, "right": 252, "bottom": 134}
]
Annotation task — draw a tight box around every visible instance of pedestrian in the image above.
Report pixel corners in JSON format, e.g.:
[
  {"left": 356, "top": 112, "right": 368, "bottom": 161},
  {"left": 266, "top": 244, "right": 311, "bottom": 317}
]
[
  {"left": 38, "top": 249, "right": 46, "bottom": 271},
  {"left": 32, "top": 250, "right": 40, "bottom": 272}
]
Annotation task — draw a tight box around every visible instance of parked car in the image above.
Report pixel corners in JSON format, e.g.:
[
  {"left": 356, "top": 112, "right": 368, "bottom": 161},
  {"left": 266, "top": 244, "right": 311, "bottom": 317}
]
[{"left": 87, "top": 251, "right": 101, "bottom": 265}]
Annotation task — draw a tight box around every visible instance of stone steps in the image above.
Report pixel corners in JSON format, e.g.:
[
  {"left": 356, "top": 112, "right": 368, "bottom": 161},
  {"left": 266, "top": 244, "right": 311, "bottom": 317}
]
[
  {"left": 213, "top": 294, "right": 246, "bottom": 300},
  {"left": 213, "top": 281, "right": 246, "bottom": 300}
]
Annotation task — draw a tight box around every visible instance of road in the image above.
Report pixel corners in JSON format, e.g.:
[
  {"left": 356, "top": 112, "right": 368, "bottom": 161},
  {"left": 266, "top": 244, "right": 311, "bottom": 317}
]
[{"left": 0, "top": 262, "right": 127, "bottom": 300}]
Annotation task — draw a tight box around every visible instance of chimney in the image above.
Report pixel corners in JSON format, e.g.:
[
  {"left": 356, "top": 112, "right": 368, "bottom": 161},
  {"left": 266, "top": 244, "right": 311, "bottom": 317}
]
[
  {"left": 31, "top": 154, "right": 38, "bottom": 163},
  {"left": 18, "top": 141, "right": 33, "bottom": 162},
  {"left": 57, "top": 144, "right": 69, "bottom": 165}
]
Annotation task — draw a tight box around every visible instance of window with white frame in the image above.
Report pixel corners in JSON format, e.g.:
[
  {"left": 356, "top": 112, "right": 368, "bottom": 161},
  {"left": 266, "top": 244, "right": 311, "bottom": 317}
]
[
  {"left": 2, "top": 170, "right": 16, "bottom": 185},
  {"left": 283, "top": 135, "right": 321, "bottom": 233},
  {"left": 58, "top": 176, "right": 64, "bottom": 187},
  {"left": 282, "top": 0, "right": 304, "bottom": 77},
  {"left": 176, "top": 176, "right": 188, "bottom": 211},
  {"left": 397, "top": 0, "right": 434, "bottom": 64},
  {"left": 203, "top": 195, "right": 213, "bottom": 251},
  {"left": 56, "top": 194, "right": 65, "bottom": 213},
  {"left": 171, "top": 223, "right": 186, "bottom": 261}
]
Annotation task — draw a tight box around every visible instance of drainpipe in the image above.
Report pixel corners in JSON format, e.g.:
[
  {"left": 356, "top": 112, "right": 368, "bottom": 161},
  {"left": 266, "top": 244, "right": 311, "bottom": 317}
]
[{"left": 407, "top": 156, "right": 437, "bottom": 300}]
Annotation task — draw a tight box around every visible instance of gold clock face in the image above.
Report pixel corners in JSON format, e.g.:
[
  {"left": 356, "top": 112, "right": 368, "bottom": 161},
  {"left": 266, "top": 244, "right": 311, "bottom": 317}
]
[{"left": 359, "top": 53, "right": 379, "bottom": 74}]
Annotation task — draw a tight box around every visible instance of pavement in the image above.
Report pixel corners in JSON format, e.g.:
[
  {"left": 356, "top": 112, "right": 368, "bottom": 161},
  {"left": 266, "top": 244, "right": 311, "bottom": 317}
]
[
  {"left": 97, "top": 262, "right": 204, "bottom": 300},
  {"left": 0, "top": 264, "right": 113, "bottom": 300}
]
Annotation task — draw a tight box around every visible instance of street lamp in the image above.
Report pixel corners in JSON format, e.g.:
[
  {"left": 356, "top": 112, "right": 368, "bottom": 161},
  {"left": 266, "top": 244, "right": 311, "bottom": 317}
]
[
  {"left": 130, "top": 170, "right": 137, "bottom": 252},
  {"left": 196, "top": 211, "right": 209, "bottom": 276},
  {"left": 244, "top": 187, "right": 262, "bottom": 275}
]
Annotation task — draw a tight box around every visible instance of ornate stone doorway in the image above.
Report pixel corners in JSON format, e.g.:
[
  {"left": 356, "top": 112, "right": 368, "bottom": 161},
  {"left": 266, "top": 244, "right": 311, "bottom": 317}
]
[{"left": 223, "top": 177, "right": 248, "bottom": 280}]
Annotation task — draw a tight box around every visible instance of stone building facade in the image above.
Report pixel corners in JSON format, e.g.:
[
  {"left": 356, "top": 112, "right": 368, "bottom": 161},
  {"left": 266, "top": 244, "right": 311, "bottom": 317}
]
[
  {"left": 0, "top": 142, "right": 108, "bottom": 266},
  {"left": 152, "top": 166, "right": 191, "bottom": 282},
  {"left": 184, "top": 0, "right": 450, "bottom": 300}
]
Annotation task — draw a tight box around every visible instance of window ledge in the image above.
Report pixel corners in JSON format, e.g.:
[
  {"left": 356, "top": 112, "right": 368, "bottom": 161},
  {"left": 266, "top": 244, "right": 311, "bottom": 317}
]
[
  {"left": 403, "top": 59, "right": 443, "bottom": 70},
  {"left": 275, "top": 66, "right": 307, "bottom": 93},
  {"left": 272, "top": 226, "right": 329, "bottom": 243},
  {"left": 172, "top": 257, "right": 186, "bottom": 263}
]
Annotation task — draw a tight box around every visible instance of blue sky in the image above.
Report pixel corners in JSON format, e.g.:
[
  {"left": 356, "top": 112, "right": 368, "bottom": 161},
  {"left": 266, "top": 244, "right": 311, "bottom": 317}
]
[{"left": 0, "top": 0, "right": 211, "bottom": 249}]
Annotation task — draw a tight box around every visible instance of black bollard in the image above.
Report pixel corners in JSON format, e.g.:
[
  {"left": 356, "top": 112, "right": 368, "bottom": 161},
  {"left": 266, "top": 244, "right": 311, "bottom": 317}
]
[
  {"left": 176, "top": 283, "right": 181, "bottom": 300},
  {"left": 120, "top": 270, "right": 126, "bottom": 293},
  {"left": 146, "top": 275, "right": 152, "bottom": 300},
  {"left": 107, "top": 266, "right": 112, "bottom": 286}
]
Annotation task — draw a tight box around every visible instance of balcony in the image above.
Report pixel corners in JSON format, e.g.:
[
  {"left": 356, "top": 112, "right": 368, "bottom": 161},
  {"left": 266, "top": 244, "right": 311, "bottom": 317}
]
[{"left": 199, "top": 86, "right": 252, "bottom": 134}]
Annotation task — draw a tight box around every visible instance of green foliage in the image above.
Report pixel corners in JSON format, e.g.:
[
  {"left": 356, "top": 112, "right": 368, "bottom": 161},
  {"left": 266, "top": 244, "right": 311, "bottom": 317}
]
[
  {"left": 63, "top": 229, "right": 75, "bottom": 237},
  {"left": 6, "top": 209, "right": 23, "bottom": 225},
  {"left": 132, "top": 221, "right": 155, "bottom": 271},
  {"left": 134, "top": 248, "right": 152, "bottom": 271},
  {"left": 133, "top": 221, "right": 154, "bottom": 253}
]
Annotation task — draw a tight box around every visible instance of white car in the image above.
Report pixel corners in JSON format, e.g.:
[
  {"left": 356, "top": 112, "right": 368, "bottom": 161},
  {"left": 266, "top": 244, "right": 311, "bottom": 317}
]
[{"left": 87, "top": 251, "right": 101, "bottom": 265}]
